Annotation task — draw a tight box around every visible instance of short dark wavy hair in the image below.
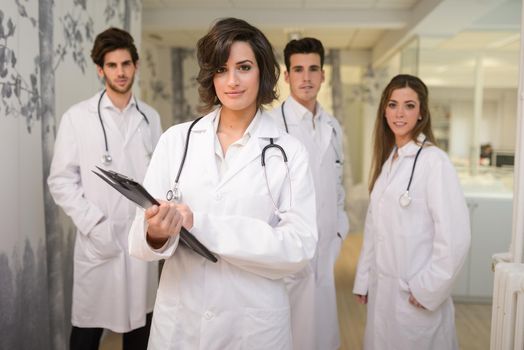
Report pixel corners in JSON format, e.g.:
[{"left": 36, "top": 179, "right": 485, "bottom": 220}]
[
  {"left": 196, "top": 17, "right": 280, "bottom": 114},
  {"left": 91, "top": 27, "right": 139, "bottom": 67},
  {"left": 283, "top": 37, "right": 325, "bottom": 71}
]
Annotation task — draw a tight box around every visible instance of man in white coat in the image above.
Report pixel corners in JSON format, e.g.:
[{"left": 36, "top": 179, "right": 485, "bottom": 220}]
[
  {"left": 269, "top": 37, "right": 350, "bottom": 350},
  {"left": 48, "top": 27, "right": 162, "bottom": 350}
]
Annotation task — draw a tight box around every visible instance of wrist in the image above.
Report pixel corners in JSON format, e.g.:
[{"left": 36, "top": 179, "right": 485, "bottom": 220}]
[{"left": 146, "top": 232, "right": 169, "bottom": 249}]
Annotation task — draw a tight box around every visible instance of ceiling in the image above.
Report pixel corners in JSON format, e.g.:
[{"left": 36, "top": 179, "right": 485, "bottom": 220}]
[{"left": 142, "top": 0, "right": 521, "bottom": 87}]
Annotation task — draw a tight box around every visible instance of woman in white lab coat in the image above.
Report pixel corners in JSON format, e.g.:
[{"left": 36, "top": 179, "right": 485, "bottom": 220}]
[
  {"left": 353, "top": 74, "right": 471, "bottom": 349},
  {"left": 128, "top": 18, "right": 317, "bottom": 350}
]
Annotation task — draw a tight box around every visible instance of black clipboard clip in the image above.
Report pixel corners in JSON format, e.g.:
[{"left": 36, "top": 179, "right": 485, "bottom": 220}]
[{"left": 92, "top": 166, "right": 217, "bottom": 263}]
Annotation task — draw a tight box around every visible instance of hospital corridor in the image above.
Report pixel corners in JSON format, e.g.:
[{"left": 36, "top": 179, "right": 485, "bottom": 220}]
[{"left": 2, "top": 0, "right": 522, "bottom": 349}]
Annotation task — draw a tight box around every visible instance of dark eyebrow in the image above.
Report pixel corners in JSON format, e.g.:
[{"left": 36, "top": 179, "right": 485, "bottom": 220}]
[{"left": 236, "top": 59, "right": 254, "bottom": 65}]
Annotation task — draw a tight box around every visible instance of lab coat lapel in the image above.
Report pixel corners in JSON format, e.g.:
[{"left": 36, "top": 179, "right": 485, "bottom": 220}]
[
  {"left": 192, "top": 113, "right": 220, "bottom": 187},
  {"left": 380, "top": 138, "right": 423, "bottom": 196},
  {"left": 126, "top": 101, "right": 145, "bottom": 144},
  {"left": 317, "top": 117, "right": 334, "bottom": 159},
  {"left": 217, "top": 112, "right": 280, "bottom": 190}
]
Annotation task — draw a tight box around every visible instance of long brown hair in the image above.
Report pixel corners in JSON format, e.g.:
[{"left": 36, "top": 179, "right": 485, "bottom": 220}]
[{"left": 368, "top": 74, "right": 436, "bottom": 192}]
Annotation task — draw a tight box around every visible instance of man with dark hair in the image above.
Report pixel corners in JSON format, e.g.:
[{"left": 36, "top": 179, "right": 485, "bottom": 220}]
[
  {"left": 270, "top": 37, "right": 350, "bottom": 350},
  {"left": 48, "top": 27, "right": 162, "bottom": 350}
]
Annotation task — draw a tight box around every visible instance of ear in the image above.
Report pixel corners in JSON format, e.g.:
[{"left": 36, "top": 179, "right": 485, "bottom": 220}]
[
  {"left": 321, "top": 69, "right": 325, "bottom": 83},
  {"left": 96, "top": 65, "right": 104, "bottom": 79},
  {"left": 284, "top": 70, "right": 290, "bottom": 84}
]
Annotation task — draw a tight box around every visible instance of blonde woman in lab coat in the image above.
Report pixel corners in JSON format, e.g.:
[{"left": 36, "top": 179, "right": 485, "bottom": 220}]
[
  {"left": 353, "top": 74, "right": 471, "bottom": 350},
  {"left": 129, "top": 18, "right": 317, "bottom": 350}
]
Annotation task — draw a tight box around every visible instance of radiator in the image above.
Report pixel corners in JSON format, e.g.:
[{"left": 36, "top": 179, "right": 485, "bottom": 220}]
[{"left": 491, "top": 262, "right": 524, "bottom": 350}]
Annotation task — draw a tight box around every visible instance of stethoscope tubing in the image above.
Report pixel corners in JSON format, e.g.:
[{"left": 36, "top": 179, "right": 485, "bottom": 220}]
[
  {"left": 167, "top": 115, "right": 291, "bottom": 213},
  {"left": 405, "top": 138, "right": 426, "bottom": 193},
  {"left": 166, "top": 116, "right": 204, "bottom": 202},
  {"left": 97, "top": 89, "right": 150, "bottom": 159}
]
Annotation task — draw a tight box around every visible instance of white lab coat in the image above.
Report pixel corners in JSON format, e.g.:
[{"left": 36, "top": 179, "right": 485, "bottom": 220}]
[
  {"left": 129, "top": 109, "right": 318, "bottom": 350},
  {"left": 48, "top": 91, "right": 162, "bottom": 332},
  {"left": 353, "top": 136, "right": 471, "bottom": 350},
  {"left": 269, "top": 96, "right": 349, "bottom": 350}
]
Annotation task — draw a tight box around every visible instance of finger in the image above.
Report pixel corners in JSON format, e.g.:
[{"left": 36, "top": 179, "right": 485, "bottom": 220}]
[
  {"left": 158, "top": 202, "right": 175, "bottom": 222},
  {"left": 166, "top": 207, "right": 182, "bottom": 235},
  {"left": 144, "top": 205, "right": 159, "bottom": 220}
]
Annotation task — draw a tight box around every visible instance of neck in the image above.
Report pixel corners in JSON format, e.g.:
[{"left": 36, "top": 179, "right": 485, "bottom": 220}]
[
  {"left": 105, "top": 88, "right": 132, "bottom": 111},
  {"left": 218, "top": 106, "right": 257, "bottom": 135},
  {"left": 292, "top": 95, "right": 317, "bottom": 115}
]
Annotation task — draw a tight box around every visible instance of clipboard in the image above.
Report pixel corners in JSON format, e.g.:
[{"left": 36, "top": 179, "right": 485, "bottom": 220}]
[{"left": 92, "top": 166, "right": 217, "bottom": 263}]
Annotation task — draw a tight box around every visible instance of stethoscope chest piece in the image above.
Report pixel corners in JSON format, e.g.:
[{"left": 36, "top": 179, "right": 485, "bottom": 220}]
[
  {"left": 166, "top": 184, "right": 181, "bottom": 202},
  {"left": 399, "top": 191, "right": 411, "bottom": 207},
  {"left": 101, "top": 152, "right": 112, "bottom": 166}
]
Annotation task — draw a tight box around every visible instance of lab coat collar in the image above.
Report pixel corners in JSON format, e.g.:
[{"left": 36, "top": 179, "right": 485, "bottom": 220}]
[
  {"left": 192, "top": 107, "right": 282, "bottom": 139},
  {"left": 87, "top": 90, "right": 146, "bottom": 145},
  {"left": 194, "top": 108, "right": 283, "bottom": 189},
  {"left": 283, "top": 95, "right": 322, "bottom": 125},
  {"left": 87, "top": 90, "right": 137, "bottom": 112},
  {"left": 397, "top": 133, "right": 427, "bottom": 158}
]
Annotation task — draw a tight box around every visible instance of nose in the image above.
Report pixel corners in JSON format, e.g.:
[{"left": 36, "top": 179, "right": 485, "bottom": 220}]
[
  {"left": 303, "top": 70, "right": 311, "bottom": 82},
  {"left": 117, "top": 64, "right": 125, "bottom": 76},
  {"left": 227, "top": 70, "right": 239, "bottom": 87},
  {"left": 396, "top": 106, "right": 404, "bottom": 118}
]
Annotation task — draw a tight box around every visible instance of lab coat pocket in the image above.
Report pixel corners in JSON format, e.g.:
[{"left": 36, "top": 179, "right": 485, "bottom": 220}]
[
  {"left": 397, "top": 287, "right": 442, "bottom": 332},
  {"left": 83, "top": 219, "right": 121, "bottom": 261},
  {"left": 242, "top": 306, "right": 291, "bottom": 350}
]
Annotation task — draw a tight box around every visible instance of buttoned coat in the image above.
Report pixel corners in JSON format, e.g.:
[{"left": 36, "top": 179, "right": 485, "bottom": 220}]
[
  {"left": 48, "top": 91, "right": 162, "bottom": 332},
  {"left": 129, "top": 109, "right": 318, "bottom": 350},
  {"left": 353, "top": 138, "right": 470, "bottom": 350},
  {"left": 269, "top": 96, "right": 349, "bottom": 350}
]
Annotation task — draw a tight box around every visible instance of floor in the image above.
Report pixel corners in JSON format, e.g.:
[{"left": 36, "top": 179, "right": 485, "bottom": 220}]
[{"left": 101, "top": 233, "right": 492, "bottom": 350}]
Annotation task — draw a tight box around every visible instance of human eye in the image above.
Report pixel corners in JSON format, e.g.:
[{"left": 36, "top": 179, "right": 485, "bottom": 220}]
[
  {"left": 238, "top": 64, "right": 252, "bottom": 72},
  {"left": 310, "top": 66, "right": 321, "bottom": 72},
  {"left": 215, "top": 66, "right": 227, "bottom": 74},
  {"left": 106, "top": 62, "right": 116, "bottom": 69},
  {"left": 406, "top": 103, "right": 416, "bottom": 109},
  {"left": 292, "top": 67, "right": 303, "bottom": 73},
  {"left": 387, "top": 101, "right": 397, "bottom": 109}
]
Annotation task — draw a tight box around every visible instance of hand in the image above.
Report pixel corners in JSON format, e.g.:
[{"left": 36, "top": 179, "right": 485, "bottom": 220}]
[
  {"left": 355, "top": 294, "right": 368, "bottom": 305},
  {"left": 173, "top": 203, "right": 194, "bottom": 230},
  {"left": 145, "top": 200, "right": 183, "bottom": 249},
  {"left": 409, "top": 292, "right": 426, "bottom": 309}
]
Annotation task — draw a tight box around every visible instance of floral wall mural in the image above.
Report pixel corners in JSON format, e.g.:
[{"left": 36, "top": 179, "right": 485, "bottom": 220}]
[{"left": 0, "top": 1, "right": 141, "bottom": 349}]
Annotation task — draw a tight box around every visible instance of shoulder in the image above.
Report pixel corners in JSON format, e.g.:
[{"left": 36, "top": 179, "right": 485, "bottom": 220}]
[
  {"left": 134, "top": 98, "right": 162, "bottom": 129},
  {"left": 265, "top": 105, "right": 286, "bottom": 130},
  {"left": 422, "top": 144, "right": 450, "bottom": 162},
  {"left": 59, "top": 95, "right": 97, "bottom": 126},
  {"left": 421, "top": 144, "right": 457, "bottom": 175},
  {"left": 135, "top": 98, "right": 160, "bottom": 118},
  {"left": 160, "top": 113, "right": 211, "bottom": 143},
  {"left": 64, "top": 95, "right": 93, "bottom": 116}
]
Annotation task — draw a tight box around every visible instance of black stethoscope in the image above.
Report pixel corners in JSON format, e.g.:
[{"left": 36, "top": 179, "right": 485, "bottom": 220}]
[
  {"left": 398, "top": 138, "right": 426, "bottom": 207},
  {"left": 97, "top": 89, "right": 150, "bottom": 165},
  {"left": 165, "top": 114, "right": 292, "bottom": 213}
]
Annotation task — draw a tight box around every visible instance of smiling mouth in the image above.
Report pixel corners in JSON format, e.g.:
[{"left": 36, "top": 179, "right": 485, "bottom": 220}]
[{"left": 225, "top": 90, "right": 245, "bottom": 96}]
